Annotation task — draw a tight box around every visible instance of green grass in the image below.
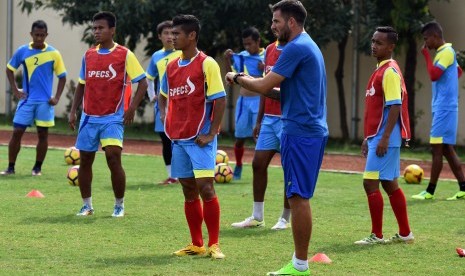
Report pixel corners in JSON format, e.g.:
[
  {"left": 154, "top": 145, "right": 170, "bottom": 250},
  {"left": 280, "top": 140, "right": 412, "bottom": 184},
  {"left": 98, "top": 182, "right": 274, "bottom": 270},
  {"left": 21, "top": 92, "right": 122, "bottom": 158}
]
[{"left": 1, "top": 146, "right": 464, "bottom": 275}]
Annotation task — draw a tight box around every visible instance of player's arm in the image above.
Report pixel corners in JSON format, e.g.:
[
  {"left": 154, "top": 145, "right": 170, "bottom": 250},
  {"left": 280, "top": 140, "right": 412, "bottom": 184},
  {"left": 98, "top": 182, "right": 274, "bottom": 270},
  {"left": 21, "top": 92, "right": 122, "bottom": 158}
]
[
  {"left": 50, "top": 51, "right": 67, "bottom": 105},
  {"left": 5, "top": 67, "right": 25, "bottom": 100},
  {"left": 146, "top": 55, "right": 158, "bottom": 101},
  {"left": 253, "top": 96, "right": 266, "bottom": 140},
  {"left": 69, "top": 82, "right": 84, "bottom": 131},
  {"left": 123, "top": 51, "right": 149, "bottom": 125},
  {"left": 225, "top": 71, "right": 283, "bottom": 99},
  {"left": 223, "top": 49, "right": 234, "bottom": 73},
  {"left": 376, "top": 67, "right": 402, "bottom": 157},
  {"left": 421, "top": 47, "right": 443, "bottom": 81},
  {"left": 49, "top": 76, "right": 67, "bottom": 106},
  {"left": 158, "top": 73, "right": 169, "bottom": 125}
]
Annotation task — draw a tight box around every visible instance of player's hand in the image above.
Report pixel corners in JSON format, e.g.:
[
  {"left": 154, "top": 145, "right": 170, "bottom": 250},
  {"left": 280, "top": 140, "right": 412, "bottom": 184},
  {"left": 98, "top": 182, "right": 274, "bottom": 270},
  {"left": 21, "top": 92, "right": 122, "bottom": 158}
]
[
  {"left": 160, "top": 113, "right": 166, "bottom": 125},
  {"left": 13, "top": 89, "right": 26, "bottom": 100},
  {"left": 253, "top": 123, "right": 261, "bottom": 142},
  {"left": 195, "top": 133, "right": 214, "bottom": 147},
  {"left": 361, "top": 139, "right": 368, "bottom": 157},
  {"left": 224, "top": 49, "right": 233, "bottom": 60},
  {"left": 49, "top": 97, "right": 59, "bottom": 106},
  {"left": 258, "top": 61, "right": 265, "bottom": 72},
  {"left": 376, "top": 137, "right": 388, "bottom": 157},
  {"left": 123, "top": 107, "right": 136, "bottom": 125},
  {"left": 68, "top": 112, "right": 76, "bottom": 131},
  {"left": 225, "top": 72, "right": 236, "bottom": 85}
]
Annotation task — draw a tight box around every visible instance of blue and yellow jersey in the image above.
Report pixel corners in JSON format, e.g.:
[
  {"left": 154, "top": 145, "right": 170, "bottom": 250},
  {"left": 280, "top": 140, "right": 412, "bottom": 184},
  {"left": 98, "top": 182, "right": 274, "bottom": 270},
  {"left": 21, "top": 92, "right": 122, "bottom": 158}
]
[
  {"left": 78, "top": 44, "right": 145, "bottom": 85},
  {"left": 7, "top": 42, "right": 67, "bottom": 102},
  {"left": 432, "top": 43, "right": 459, "bottom": 111},
  {"left": 146, "top": 48, "right": 182, "bottom": 92},
  {"left": 231, "top": 49, "right": 265, "bottom": 77},
  {"left": 370, "top": 59, "right": 402, "bottom": 147}
]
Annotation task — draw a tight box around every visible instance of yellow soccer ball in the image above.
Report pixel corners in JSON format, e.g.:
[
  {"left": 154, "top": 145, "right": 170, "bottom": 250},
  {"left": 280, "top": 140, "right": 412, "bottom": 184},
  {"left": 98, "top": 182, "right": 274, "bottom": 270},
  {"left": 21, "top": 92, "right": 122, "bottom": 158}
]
[
  {"left": 216, "top": 149, "right": 229, "bottom": 165},
  {"left": 214, "top": 163, "right": 233, "bottom": 183},
  {"left": 67, "top": 165, "right": 80, "bottom": 186},
  {"left": 64, "top": 147, "right": 80, "bottom": 165},
  {"left": 403, "top": 164, "right": 424, "bottom": 184}
]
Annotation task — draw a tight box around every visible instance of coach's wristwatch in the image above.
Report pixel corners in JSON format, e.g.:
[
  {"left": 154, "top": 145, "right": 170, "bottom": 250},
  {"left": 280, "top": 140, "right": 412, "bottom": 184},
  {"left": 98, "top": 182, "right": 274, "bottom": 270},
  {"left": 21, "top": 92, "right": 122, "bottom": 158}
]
[{"left": 233, "top": 73, "right": 246, "bottom": 84}]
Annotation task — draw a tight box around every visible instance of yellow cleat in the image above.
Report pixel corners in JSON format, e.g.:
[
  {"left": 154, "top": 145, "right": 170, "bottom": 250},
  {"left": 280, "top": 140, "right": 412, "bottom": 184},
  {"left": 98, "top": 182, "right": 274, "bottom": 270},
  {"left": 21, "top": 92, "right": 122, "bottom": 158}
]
[
  {"left": 207, "top": 244, "right": 225, "bottom": 259},
  {"left": 172, "top": 243, "right": 206, "bottom": 256}
]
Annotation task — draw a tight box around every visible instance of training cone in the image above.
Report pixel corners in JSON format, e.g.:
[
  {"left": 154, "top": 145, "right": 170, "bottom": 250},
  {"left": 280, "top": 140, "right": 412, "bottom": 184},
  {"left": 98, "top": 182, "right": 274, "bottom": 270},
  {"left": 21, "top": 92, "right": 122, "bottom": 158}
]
[
  {"left": 457, "top": 248, "right": 465, "bottom": 257},
  {"left": 26, "top": 189, "right": 45, "bottom": 198},
  {"left": 309, "top": 253, "right": 332, "bottom": 264}
]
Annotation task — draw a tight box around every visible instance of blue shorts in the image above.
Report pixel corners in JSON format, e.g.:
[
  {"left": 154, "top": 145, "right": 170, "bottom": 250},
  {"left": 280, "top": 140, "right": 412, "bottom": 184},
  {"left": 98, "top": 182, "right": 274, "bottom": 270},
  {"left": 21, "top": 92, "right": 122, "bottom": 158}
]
[
  {"left": 76, "top": 120, "right": 124, "bottom": 152},
  {"left": 430, "top": 110, "right": 457, "bottom": 145},
  {"left": 235, "top": 95, "right": 260, "bottom": 138},
  {"left": 281, "top": 134, "right": 327, "bottom": 199},
  {"left": 363, "top": 146, "right": 400, "bottom": 181},
  {"left": 153, "top": 104, "right": 164, "bottom": 133},
  {"left": 255, "top": 115, "right": 282, "bottom": 152},
  {"left": 171, "top": 137, "right": 217, "bottom": 179},
  {"left": 13, "top": 99, "right": 54, "bottom": 128}
]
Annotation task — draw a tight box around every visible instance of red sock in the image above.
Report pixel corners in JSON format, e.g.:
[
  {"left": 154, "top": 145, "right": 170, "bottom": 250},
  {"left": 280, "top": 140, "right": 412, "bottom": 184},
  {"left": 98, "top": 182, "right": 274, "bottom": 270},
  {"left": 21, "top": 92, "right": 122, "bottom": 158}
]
[
  {"left": 234, "top": 145, "right": 244, "bottom": 166},
  {"left": 203, "top": 197, "right": 220, "bottom": 247},
  {"left": 389, "top": 188, "right": 411, "bottom": 236},
  {"left": 367, "top": 190, "right": 384, "bottom": 238},
  {"left": 184, "top": 198, "right": 204, "bottom": 247}
]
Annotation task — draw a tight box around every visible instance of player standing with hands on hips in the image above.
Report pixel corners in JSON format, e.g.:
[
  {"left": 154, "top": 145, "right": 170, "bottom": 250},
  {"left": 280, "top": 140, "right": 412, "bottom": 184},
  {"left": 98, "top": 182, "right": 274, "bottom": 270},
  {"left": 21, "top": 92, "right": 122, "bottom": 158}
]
[
  {"left": 226, "top": 1, "right": 328, "bottom": 274},
  {"left": 69, "top": 11, "right": 148, "bottom": 217}
]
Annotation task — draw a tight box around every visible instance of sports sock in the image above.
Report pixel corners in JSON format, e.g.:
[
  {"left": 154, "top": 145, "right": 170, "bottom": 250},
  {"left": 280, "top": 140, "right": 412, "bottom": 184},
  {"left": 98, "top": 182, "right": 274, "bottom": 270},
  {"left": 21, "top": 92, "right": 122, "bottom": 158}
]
[
  {"left": 115, "top": 197, "right": 124, "bottom": 207},
  {"left": 388, "top": 188, "right": 411, "bottom": 237},
  {"left": 281, "top": 208, "right": 291, "bottom": 222},
  {"left": 166, "top": 165, "right": 172, "bottom": 178},
  {"left": 203, "top": 197, "right": 220, "bottom": 247},
  {"left": 7, "top": 162, "right": 15, "bottom": 171},
  {"left": 83, "top": 197, "right": 92, "bottom": 208},
  {"left": 234, "top": 145, "right": 244, "bottom": 167},
  {"left": 33, "top": 161, "right": 43, "bottom": 170},
  {"left": 252, "top": 202, "right": 264, "bottom": 221},
  {"left": 292, "top": 252, "right": 309, "bottom": 271},
  {"left": 459, "top": 181, "right": 465, "bottom": 192},
  {"left": 426, "top": 183, "right": 437, "bottom": 195},
  {"left": 367, "top": 190, "right": 384, "bottom": 239},
  {"left": 185, "top": 198, "right": 204, "bottom": 247}
]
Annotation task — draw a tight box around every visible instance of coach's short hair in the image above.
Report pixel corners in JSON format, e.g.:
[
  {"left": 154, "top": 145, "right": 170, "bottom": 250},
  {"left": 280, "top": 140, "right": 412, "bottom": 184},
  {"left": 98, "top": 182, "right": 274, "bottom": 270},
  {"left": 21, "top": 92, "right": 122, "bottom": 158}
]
[
  {"left": 172, "top": 14, "right": 201, "bottom": 41},
  {"left": 272, "top": 0, "right": 307, "bottom": 26},
  {"left": 157, "top": 20, "right": 173, "bottom": 35},
  {"left": 31, "top": 20, "right": 47, "bottom": 32},
  {"left": 93, "top": 11, "right": 116, "bottom": 28},
  {"left": 376, "top": 26, "right": 398, "bottom": 44},
  {"left": 421, "top": 21, "right": 443, "bottom": 38}
]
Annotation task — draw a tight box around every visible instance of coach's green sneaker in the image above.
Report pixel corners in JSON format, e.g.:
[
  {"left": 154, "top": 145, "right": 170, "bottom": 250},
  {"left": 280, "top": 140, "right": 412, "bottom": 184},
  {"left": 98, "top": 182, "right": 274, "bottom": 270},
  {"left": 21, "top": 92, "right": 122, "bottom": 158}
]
[
  {"left": 267, "top": 262, "right": 310, "bottom": 276},
  {"left": 172, "top": 243, "right": 206, "bottom": 256},
  {"left": 411, "top": 191, "right": 435, "bottom": 200},
  {"left": 385, "top": 232, "right": 415, "bottom": 244},
  {"left": 354, "top": 233, "right": 385, "bottom": 245},
  {"left": 446, "top": 191, "right": 465, "bottom": 201}
]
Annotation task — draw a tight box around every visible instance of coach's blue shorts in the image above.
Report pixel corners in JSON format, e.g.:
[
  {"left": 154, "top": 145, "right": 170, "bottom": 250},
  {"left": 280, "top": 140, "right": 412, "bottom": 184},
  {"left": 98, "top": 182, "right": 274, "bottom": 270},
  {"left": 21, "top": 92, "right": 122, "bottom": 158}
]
[
  {"left": 430, "top": 110, "right": 457, "bottom": 145},
  {"left": 281, "top": 134, "right": 327, "bottom": 199},
  {"left": 363, "top": 144, "right": 400, "bottom": 181},
  {"left": 235, "top": 95, "right": 260, "bottom": 138},
  {"left": 76, "top": 120, "right": 124, "bottom": 152},
  {"left": 171, "top": 137, "right": 217, "bottom": 179},
  {"left": 255, "top": 115, "right": 282, "bottom": 152},
  {"left": 13, "top": 99, "right": 54, "bottom": 128}
]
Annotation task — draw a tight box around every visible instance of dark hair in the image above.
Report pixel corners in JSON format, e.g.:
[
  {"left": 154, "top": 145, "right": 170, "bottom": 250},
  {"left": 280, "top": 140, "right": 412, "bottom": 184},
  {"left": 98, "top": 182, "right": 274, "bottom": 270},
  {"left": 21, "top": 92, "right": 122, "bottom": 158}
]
[
  {"left": 421, "top": 21, "right": 443, "bottom": 38},
  {"left": 242, "top": 27, "right": 260, "bottom": 41},
  {"left": 272, "top": 0, "right": 307, "bottom": 26},
  {"left": 157, "top": 20, "right": 173, "bottom": 35},
  {"left": 31, "top": 20, "right": 47, "bottom": 32},
  {"left": 93, "top": 11, "right": 116, "bottom": 28},
  {"left": 376, "top": 26, "right": 398, "bottom": 44},
  {"left": 172, "top": 14, "right": 200, "bottom": 41}
]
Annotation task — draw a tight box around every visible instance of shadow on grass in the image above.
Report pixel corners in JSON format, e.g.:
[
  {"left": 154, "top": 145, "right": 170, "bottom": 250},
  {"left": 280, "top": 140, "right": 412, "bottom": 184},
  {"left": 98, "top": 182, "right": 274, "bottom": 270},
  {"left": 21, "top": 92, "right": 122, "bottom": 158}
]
[
  {"left": 315, "top": 242, "right": 377, "bottom": 254},
  {"left": 90, "top": 253, "right": 212, "bottom": 268},
  {"left": 20, "top": 214, "right": 97, "bottom": 225},
  {"left": 219, "top": 226, "right": 276, "bottom": 239}
]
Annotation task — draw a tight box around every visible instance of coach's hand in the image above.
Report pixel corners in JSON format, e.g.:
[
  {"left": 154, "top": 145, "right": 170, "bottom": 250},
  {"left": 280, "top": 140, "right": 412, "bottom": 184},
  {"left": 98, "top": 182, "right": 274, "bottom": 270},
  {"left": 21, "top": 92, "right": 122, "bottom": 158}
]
[
  {"left": 195, "top": 133, "right": 214, "bottom": 147},
  {"left": 68, "top": 112, "right": 76, "bottom": 131},
  {"left": 123, "top": 107, "right": 136, "bottom": 125}
]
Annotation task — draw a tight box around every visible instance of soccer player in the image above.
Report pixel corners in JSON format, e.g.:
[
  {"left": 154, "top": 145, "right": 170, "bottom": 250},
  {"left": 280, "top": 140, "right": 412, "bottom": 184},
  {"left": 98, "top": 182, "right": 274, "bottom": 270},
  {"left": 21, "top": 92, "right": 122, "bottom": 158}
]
[
  {"left": 412, "top": 21, "right": 465, "bottom": 201},
  {"left": 158, "top": 14, "right": 226, "bottom": 259},
  {"left": 2, "top": 20, "right": 67, "bottom": 176},
  {"left": 68, "top": 11, "right": 148, "bottom": 217},
  {"left": 224, "top": 27, "right": 265, "bottom": 180},
  {"left": 231, "top": 38, "right": 291, "bottom": 230},
  {"left": 226, "top": 1, "right": 328, "bottom": 274},
  {"left": 146, "top": 20, "right": 182, "bottom": 185},
  {"left": 354, "top": 26, "right": 414, "bottom": 246}
]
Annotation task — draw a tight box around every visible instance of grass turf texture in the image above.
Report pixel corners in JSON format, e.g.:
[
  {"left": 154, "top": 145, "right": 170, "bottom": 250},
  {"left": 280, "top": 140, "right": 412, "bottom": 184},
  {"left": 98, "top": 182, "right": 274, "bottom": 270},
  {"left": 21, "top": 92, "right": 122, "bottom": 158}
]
[{"left": 0, "top": 146, "right": 464, "bottom": 275}]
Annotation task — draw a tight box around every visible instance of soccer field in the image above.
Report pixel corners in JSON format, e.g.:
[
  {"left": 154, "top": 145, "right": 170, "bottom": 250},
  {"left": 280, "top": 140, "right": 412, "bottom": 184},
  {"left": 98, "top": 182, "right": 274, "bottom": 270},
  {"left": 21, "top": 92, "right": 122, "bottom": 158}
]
[{"left": 0, "top": 146, "right": 464, "bottom": 275}]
